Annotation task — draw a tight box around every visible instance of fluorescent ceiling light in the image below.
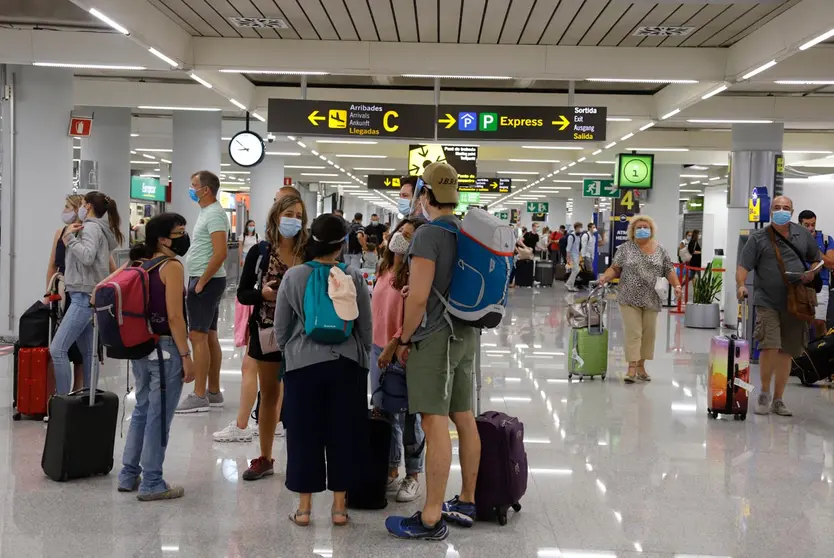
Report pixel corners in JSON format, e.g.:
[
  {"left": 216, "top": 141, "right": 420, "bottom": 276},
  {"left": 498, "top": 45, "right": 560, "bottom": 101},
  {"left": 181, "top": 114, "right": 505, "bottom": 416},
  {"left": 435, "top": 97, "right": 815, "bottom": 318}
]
[
  {"left": 551, "top": 180, "right": 581, "bottom": 183},
  {"left": 569, "top": 173, "right": 611, "bottom": 177},
  {"left": 148, "top": 47, "right": 178, "bottom": 68},
  {"left": 639, "top": 122, "right": 656, "bottom": 131},
  {"left": 630, "top": 147, "right": 690, "bottom": 152},
  {"left": 690, "top": 165, "right": 708, "bottom": 170},
  {"left": 661, "top": 108, "right": 681, "bottom": 120},
  {"left": 301, "top": 173, "right": 339, "bottom": 177},
  {"left": 220, "top": 69, "right": 329, "bottom": 75},
  {"left": 252, "top": 112, "right": 266, "bottom": 122},
  {"left": 577, "top": 157, "right": 586, "bottom": 162},
  {"left": 285, "top": 165, "right": 325, "bottom": 170},
  {"left": 687, "top": 119, "right": 773, "bottom": 124},
  {"left": 89, "top": 8, "right": 129, "bottom": 35},
  {"left": 266, "top": 151, "right": 301, "bottom": 156},
  {"left": 139, "top": 106, "right": 221, "bottom": 112},
  {"left": 620, "top": 133, "right": 634, "bottom": 141},
  {"left": 775, "top": 80, "right": 834, "bottom": 85},
  {"left": 130, "top": 161, "right": 157, "bottom": 165},
  {"left": 741, "top": 60, "right": 777, "bottom": 80},
  {"left": 134, "top": 148, "right": 172, "bottom": 153},
  {"left": 34, "top": 62, "right": 145, "bottom": 70},
  {"left": 680, "top": 174, "right": 708, "bottom": 178},
  {"left": 595, "top": 161, "right": 615, "bottom": 164},
  {"left": 800, "top": 28, "right": 834, "bottom": 50},
  {"left": 402, "top": 74, "right": 513, "bottom": 80},
  {"left": 508, "top": 159, "right": 560, "bottom": 163},
  {"left": 522, "top": 145, "right": 583, "bottom": 150},
  {"left": 142, "top": 153, "right": 156, "bottom": 160},
  {"left": 606, "top": 117, "right": 632, "bottom": 122},
  {"left": 189, "top": 73, "right": 212, "bottom": 89},
  {"left": 784, "top": 150, "right": 833, "bottom": 154},
  {"left": 223, "top": 171, "right": 250, "bottom": 175},
  {"left": 335, "top": 154, "right": 386, "bottom": 159},
  {"left": 587, "top": 78, "right": 698, "bottom": 84},
  {"left": 538, "top": 187, "right": 572, "bottom": 190},
  {"left": 160, "top": 158, "right": 171, "bottom": 164},
  {"left": 680, "top": 189, "right": 702, "bottom": 193},
  {"left": 592, "top": 149, "right": 602, "bottom": 156},
  {"left": 353, "top": 167, "right": 396, "bottom": 171},
  {"left": 567, "top": 162, "right": 576, "bottom": 167},
  {"left": 701, "top": 85, "right": 728, "bottom": 99},
  {"left": 709, "top": 177, "right": 721, "bottom": 181},
  {"left": 229, "top": 98, "right": 247, "bottom": 110},
  {"left": 315, "top": 140, "right": 378, "bottom": 145},
  {"left": 497, "top": 171, "right": 540, "bottom": 175},
  {"left": 604, "top": 142, "right": 616, "bottom": 149}
]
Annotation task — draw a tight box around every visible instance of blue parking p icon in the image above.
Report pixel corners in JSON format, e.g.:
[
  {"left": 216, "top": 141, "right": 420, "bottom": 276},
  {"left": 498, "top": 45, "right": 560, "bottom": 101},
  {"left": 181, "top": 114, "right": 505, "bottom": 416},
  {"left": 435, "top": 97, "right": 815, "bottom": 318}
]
[{"left": 458, "top": 112, "right": 477, "bottom": 132}]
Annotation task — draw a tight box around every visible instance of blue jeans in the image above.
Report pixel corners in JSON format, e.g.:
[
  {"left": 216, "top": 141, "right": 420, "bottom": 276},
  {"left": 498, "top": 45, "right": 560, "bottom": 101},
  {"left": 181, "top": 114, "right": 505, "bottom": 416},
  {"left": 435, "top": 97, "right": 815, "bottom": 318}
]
[
  {"left": 119, "top": 337, "right": 184, "bottom": 495},
  {"left": 369, "top": 344, "right": 425, "bottom": 474},
  {"left": 49, "top": 292, "right": 94, "bottom": 395}
]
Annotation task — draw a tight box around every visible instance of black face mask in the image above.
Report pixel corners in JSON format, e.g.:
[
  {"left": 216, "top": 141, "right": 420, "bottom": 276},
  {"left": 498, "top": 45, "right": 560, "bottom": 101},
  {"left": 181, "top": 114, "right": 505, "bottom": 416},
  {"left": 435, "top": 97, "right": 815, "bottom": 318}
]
[{"left": 169, "top": 234, "right": 190, "bottom": 257}]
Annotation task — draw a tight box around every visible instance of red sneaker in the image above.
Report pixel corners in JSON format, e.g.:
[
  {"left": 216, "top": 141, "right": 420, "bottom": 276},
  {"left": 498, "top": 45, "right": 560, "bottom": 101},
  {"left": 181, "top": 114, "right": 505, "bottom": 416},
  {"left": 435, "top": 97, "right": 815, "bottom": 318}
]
[{"left": 242, "top": 457, "right": 275, "bottom": 481}]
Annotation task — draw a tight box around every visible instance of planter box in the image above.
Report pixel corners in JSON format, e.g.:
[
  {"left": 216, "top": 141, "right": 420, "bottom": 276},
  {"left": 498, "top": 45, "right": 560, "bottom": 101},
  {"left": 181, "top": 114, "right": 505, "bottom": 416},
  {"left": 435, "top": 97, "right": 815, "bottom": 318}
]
[{"left": 684, "top": 303, "right": 721, "bottom": 329}]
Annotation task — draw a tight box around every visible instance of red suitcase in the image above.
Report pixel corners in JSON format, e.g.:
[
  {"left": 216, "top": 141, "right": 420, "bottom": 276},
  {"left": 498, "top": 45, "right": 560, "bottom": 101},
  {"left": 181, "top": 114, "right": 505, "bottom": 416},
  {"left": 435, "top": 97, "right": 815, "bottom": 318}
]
[{"left": 15, "top": 347, "right": 53, "bottom": 419}]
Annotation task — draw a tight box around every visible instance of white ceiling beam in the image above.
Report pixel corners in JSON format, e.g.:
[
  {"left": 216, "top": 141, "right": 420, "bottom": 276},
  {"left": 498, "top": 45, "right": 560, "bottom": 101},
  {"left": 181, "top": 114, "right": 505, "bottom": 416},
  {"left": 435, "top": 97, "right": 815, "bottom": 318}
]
[
  {"left": 192, "top": 38, "right": 727, "bottom": 81},
  {"left": 676, "top": 96, "right": 834, "bottom": 126},
  {"left": 191, "top": 70, "right": 257, "bottom": 114},
  {"left": 726, "top": 0, "right": 834, "bottom": 80},
  {"left": 653, "top": 82, "right": 728, "bottom": 122},
  {"left": 745, "top": 46, "right": 834, "bottom": 81},
  {"left": 67, "top": 0, "right": 192, "bottom": 67}
]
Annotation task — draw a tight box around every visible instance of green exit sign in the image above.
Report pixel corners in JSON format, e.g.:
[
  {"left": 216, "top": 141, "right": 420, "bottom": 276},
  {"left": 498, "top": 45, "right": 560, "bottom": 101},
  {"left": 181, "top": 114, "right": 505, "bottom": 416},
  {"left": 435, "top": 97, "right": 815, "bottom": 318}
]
[
  {"left": 526, "top": 201, "right": 549, "bottom": 213},
  {"left": 582, "top": 178, "right": 617, "bottom": 198}
]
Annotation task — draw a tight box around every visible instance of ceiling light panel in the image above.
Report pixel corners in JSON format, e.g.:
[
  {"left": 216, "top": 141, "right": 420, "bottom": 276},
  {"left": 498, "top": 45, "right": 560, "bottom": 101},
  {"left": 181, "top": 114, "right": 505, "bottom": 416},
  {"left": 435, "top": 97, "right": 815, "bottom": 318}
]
[
  {"left": 34, "top": 62, "right": 145, "bottom": 70},
  {"left": 148, "top": 48, "right": 178, "bottom": 68},
  {"left": 89, "top": 8, "right": 129, "bottom": 34},
  {"left": 741, "top": 60, "right": 777, "bottom": 80},
  {"left": 335, "top": 154, "right": 387, "bottom": 159},
  {"left": 587, "top": 78, "right": 698, "bottom": 84},
  {"left": 220, "top": 69, "right": 329, "bottom": 75},
  {"left": 139, "top": 106, "right": 221, "bottom": 112},
  {"left": 401, "top": 74, "right": 513, "bottom": 80}
]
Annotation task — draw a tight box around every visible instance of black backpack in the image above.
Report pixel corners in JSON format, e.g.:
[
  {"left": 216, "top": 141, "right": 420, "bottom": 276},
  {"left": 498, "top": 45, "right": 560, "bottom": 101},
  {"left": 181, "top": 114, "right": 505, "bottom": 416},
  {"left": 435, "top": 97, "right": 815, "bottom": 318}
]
[
  {"left": 559, "top": 234, "right": 570, "bottom": 252},
  {"left": 348, "top": 223, "right": 364, "bottom": 254}
]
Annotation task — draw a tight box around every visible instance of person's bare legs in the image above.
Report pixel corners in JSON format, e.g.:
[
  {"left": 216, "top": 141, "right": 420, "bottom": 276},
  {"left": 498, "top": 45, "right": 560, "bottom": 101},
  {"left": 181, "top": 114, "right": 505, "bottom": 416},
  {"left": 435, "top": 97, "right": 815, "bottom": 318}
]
[
  {"left": 772, "top": 350, "right": 793, "bottom": 400},
  {"left": 291, "top": 493, "right": 312, "bottom": 526},
  {"left": 759, "top": 348, "right": 777, "bottom": 394},
  {"left": 207, "top": 329, "right": 222, "bottom": 394},
  {"left": 332, "top": 491, "right": 348, "bottom": 525},
  {"left": 235, "top": 355, "right": 258, "bottom": 430},
  {"left": 189, "top": 330, "right": 209, "bottom": 397},
  {"left": 276, "top": 379, "right": 285, "bottom": 427},
  {"left": 420, "top": 413, "right": 452, "bottom": 525},
  {"left": 256, "top": 361, "right": 281, "bottom": 460},
  {"left": 450, "top": 411, "right": 480, "bottom": 503}
]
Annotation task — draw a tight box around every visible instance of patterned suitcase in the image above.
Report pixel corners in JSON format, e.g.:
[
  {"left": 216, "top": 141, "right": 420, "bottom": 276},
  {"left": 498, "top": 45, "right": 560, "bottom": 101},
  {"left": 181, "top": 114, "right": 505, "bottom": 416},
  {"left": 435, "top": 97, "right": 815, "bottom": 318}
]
[{"left": 707, "top": 335, "right": 751, "bottom": 420}]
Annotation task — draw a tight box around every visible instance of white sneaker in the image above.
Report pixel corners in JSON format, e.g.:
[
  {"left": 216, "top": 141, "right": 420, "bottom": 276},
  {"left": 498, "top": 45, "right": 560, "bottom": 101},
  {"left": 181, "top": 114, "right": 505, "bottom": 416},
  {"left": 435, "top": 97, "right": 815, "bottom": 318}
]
[
  {"left": 396, "top": 476, "right": 421, "bottom": 502},
  {"left": 212, "top": 421, "right": 254, "bottom": 443},
  {"left": 251, "top": 422, "right": 285, "bottom": 437},
  {"left": 386, "top": 476, "right": 400, "bottom": 494}
]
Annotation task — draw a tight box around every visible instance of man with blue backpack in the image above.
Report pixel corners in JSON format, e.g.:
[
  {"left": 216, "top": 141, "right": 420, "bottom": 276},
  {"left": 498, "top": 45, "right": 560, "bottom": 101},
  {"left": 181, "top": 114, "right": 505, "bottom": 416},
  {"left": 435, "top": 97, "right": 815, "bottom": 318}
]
[{"left": 386, "top": 162, "right": 499, "bottom": 541}]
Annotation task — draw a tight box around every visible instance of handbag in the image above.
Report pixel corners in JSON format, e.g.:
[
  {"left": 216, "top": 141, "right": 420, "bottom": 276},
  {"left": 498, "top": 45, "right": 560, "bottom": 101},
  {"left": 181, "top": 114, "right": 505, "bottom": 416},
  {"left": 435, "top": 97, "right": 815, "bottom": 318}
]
[
  {"left": 374, "top": 362, "right": 409, "bottom": 414},
  {"left": 257, "top": 326, "right": 279, "bottom": 354},
  {"left": 769, "top": 227, "right": 816, "bottom": 322},
  {"left": 771, "top": 225, "right": 823, "bottom": 293}
]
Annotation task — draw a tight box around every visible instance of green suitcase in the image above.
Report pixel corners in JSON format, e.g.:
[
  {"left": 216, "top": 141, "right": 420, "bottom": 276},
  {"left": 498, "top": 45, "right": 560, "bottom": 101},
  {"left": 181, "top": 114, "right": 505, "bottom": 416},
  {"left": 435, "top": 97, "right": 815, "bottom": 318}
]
[{"left": 568, "top": 327, "right": 609, "bottom": 380}]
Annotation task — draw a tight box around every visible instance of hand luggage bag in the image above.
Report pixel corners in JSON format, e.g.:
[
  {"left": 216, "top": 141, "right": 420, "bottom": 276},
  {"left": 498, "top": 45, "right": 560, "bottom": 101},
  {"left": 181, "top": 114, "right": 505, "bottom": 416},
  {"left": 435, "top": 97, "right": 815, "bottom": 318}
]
[
  {"left": 515, "top": 260, "right": 534, "bottom": 287},
  {"left": 42, "top": 319, "right": 119, "bottom": 482},
  {"left": 474, "top": 411, "right": 528, "bottom": 525},
  {"left": 15, "top": 347, "right": 53, "bottom": 419},
  {"left": 554, "top": 263, "right": 568, "bottom": 281},
  {"left": 567, "top": 286, "right": 608, "bottom": 380},
  {"left": 347, "top": 410, "right": 391, "bottom": 510},
  {"left": 791, "top": 332, "right": 834, "bottom": 385},
  {"left": 534, "top": 260, "right": 554, "bottom": 287},
  {"left": 707, "top": 335, "right": 750, "bottom": 420}
]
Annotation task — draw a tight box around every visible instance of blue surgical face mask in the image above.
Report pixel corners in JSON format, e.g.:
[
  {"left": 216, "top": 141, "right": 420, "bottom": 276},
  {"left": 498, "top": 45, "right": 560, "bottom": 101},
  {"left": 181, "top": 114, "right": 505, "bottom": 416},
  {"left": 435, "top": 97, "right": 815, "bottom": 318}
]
[
  {"left": 279, "top": 216, "right": 302, "bottom": 238},
  {"left": 635, "top": 227, "right": 651, "bottom": 239},
  {"left": 398, "top": 198, "right": 412, "bottom": 215},
  {"left": 772, "top": 209, "right": 792, "bottom": 226},
  {"left": 247, "top": 225, "right": 256, "bottom": 233},
  {"left": 188, "top": 188, "right": 200, "bottom": 202}
]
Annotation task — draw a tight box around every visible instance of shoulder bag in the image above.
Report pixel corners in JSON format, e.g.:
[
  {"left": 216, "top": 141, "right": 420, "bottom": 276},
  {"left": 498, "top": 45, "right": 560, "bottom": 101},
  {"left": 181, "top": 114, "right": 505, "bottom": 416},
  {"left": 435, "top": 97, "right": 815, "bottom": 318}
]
[
  {"left": 768, "top": 226, "right": 816, "bottom": 322},
  {"left": 771, "top": 226, "right": 823, "bottom": 293}
]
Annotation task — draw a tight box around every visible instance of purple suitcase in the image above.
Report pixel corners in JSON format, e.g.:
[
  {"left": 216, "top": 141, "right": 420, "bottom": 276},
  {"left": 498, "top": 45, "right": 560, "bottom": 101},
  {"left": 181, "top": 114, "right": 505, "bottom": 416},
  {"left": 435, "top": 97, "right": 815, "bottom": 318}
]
[{"left": 474, "top": 411, "right": 528, "bottom": 525}]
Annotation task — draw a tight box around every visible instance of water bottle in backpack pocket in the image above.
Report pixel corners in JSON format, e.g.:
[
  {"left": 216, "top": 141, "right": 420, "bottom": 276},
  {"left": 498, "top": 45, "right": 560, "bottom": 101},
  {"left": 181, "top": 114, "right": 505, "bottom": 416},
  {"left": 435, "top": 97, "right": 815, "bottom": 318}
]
[{"left": 303, "top": 262, "right": 355, "bottom": 344}]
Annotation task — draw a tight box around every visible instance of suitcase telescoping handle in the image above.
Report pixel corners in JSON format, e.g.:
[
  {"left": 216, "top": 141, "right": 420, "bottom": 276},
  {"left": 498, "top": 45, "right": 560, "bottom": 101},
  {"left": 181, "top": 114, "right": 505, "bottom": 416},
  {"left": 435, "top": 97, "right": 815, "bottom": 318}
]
[
  {"left": 89, "top": 308, "right": 104, "bottom": 407},
  {"left": 738, "top": 294, "right": 749, "bottom": 340},
  {"left": 473, "top": 329, "right": 483, "bottom": 416}
]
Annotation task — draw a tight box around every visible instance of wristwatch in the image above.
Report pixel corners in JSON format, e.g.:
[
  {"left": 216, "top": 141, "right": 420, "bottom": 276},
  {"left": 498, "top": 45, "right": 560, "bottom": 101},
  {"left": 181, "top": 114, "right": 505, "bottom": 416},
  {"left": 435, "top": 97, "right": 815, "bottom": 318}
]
[{"left": 395, "top": 337, "right": 412, "bottom": 348}]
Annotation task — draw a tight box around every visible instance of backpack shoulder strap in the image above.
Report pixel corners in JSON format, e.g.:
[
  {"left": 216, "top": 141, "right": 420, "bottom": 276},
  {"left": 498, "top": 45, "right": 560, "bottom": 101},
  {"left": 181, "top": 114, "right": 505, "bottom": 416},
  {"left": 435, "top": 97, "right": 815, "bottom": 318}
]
[
  {"left": 141, "top": 256, "right": 174, "bottom": 273},
  {"left": 255, "top": 241, "right": 271, "bottom": 284}
]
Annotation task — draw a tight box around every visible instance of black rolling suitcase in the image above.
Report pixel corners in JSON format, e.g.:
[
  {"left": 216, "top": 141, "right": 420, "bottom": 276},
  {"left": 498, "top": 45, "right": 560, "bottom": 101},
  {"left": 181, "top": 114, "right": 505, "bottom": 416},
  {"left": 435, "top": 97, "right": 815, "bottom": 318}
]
[
  {"left": 515, "top": 260, "right": 534, "bottom": 287},
  {"left": 42, "top": 320, "right": 119, "bottom": 482},
  {"left": 535, "top": 260, "right": 554, "bottom": 287},
  {"left": 554, "top": 263, "right": 568, "bottom": 281},
  {"left": 791, "top": 332, "right": 834, "bottom": 385},
  {"left": 347, "top": 410, "right": 392, "bottom": 510}
]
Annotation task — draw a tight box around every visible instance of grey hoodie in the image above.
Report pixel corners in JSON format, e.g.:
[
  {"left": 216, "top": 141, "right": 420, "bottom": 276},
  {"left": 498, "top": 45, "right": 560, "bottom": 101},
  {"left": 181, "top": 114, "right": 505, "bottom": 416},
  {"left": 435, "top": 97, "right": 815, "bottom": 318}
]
[{"left": 64, "top": 217, "right": 119, "bottom": 294}]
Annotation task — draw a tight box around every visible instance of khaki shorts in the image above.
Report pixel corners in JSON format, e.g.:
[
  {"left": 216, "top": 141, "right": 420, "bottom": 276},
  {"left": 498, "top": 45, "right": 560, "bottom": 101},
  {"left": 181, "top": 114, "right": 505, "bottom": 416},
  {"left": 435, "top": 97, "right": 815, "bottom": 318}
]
[
  {"left": 406, "top": 324, "right": 477, "bottom": 416},
  {"left": 754, "top": 306, "right": 808, "bottom": 358}
]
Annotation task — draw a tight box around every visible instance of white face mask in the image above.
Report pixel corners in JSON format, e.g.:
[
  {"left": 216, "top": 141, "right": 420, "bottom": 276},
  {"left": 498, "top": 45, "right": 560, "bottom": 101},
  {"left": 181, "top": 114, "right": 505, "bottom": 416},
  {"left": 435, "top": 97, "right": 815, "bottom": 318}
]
[{"left": 388, "top": 232, "right": 410, "bottom": 254}]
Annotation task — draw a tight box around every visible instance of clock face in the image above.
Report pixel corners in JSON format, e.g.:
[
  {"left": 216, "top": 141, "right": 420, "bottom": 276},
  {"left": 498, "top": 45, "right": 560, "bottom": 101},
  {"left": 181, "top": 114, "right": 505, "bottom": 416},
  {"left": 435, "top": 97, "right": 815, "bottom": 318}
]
[{"left": 229, "top": 131, "right": 265, "bottom": 168}]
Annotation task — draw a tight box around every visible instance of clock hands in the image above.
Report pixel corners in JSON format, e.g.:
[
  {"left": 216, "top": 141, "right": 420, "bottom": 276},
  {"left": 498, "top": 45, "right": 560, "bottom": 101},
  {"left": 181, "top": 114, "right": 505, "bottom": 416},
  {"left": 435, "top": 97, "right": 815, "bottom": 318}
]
[{"left": 234, "top": 139, "right": 249, "bottom": 151}]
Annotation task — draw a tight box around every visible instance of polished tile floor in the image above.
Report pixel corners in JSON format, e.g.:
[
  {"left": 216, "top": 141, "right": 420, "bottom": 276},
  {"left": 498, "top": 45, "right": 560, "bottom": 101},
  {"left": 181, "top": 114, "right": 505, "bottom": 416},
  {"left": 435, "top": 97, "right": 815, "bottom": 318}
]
[{"left": 2, "top": 284, "right": 834, "bottom": 558}]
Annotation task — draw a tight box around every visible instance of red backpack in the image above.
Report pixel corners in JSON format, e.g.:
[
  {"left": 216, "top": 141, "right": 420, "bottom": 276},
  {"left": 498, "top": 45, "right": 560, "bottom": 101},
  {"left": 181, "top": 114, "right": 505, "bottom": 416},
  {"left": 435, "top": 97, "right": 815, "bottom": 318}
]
[{"left": 93, "top": 257, "right": 171, "bottom": 360}]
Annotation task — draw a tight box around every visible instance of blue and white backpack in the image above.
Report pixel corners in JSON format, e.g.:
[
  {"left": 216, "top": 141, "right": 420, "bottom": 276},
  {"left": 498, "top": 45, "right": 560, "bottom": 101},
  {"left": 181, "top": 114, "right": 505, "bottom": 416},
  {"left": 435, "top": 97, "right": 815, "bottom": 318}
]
[
  {"left": 431, "top": 208, "right": 515, "bottom": 328},
  {"left": 302, "top": 261, "right": 354, "bottom": 343}
]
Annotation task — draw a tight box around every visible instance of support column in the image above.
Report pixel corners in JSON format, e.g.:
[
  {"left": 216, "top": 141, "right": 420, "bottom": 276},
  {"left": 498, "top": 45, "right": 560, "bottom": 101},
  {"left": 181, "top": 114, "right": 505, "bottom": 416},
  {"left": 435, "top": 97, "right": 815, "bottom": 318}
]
[
  {"left": 172, "top": 111, "right": 221, "bottom": 228},
  {"left": 640, "top": 164, "right": 681, "bottom": 261},
  {"left": 249, "top": 156, "right": 284, "bottom": 230},
  {"left": 79, "top": 106, "right": 131, "bottom": 243},
  {"left": 546, "top": 198, "right": 567, "bottom": 230},
  {"left": 571, "top": 196, "right": 595, "bottom": 226},
  {"left": 0, "top": 66, "right": 74, "bottom": 336}
]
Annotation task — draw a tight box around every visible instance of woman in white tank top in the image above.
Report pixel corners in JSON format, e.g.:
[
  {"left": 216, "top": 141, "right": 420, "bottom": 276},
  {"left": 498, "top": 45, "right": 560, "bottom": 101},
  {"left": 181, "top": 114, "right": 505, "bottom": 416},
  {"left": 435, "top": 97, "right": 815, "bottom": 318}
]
[{"left": 240, "top": 220, "right": 259, "bottom": 265}]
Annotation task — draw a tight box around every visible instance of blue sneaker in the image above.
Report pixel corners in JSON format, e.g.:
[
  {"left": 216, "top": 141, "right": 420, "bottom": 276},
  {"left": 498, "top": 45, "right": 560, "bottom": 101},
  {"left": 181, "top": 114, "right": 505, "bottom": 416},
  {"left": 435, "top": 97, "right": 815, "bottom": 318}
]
[
  {"left": 442, "top": 495, "right": 476, "bottom": 527},
  {"left": 385, "top": 512, "right": 449, "bottom": 541}
]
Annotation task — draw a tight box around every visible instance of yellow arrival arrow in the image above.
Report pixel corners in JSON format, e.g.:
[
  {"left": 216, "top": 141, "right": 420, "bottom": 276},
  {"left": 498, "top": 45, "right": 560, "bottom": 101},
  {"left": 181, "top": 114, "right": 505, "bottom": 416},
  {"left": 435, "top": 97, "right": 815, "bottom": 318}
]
[
  {"left": 383, "top": 178, "right": 391, "bottom": 186},
  {"left": 551, "top": 114, "right": 570, "bottom": 131},
  {"left": 308, "top": 110, "right": 326, "bottom": 126},
  {"left": 438, "top": 113, "right": 456, "bottom": 129}
]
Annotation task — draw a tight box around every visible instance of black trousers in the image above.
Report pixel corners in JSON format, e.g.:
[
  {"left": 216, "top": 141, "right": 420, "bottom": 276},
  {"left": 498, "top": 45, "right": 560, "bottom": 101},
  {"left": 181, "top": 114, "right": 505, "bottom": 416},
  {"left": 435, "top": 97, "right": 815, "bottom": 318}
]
[{"left": 283, "top": 357, "right": 367, "bottom": 494}]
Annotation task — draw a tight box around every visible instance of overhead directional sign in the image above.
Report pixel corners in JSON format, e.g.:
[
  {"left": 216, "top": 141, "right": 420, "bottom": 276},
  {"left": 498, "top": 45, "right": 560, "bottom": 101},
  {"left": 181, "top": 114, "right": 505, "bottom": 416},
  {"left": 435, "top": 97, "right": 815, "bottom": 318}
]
[
  {"left": 460, "top": 177, "right": 512, "bottom": 193},
  {"left": 436, "top": 105, "right": 607, "bottom": 142},
  {"left": 408, "top": 144, "right": 477, "bottom": 186},
  {"left": 582, "top": 178, "right": 618, "bottom": 198},
  {"left": 616, "top": 153, "right": 655, "bottom": 189},
  {"left": 267, "top": 99, "right": 435, "bottom": 139},
  {"left": 367, "top": 174, "right": 404, "bottom": 191},
  {"left": 526, "top": 201, "right": 549, "bottom": 213}
]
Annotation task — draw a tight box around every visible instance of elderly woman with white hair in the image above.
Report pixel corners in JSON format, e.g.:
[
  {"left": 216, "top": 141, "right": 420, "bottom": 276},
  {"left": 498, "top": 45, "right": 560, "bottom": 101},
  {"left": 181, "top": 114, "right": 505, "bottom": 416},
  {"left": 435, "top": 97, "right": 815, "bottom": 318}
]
[{"left": 598, "top": 215, "right": 683, "bottom": 383}]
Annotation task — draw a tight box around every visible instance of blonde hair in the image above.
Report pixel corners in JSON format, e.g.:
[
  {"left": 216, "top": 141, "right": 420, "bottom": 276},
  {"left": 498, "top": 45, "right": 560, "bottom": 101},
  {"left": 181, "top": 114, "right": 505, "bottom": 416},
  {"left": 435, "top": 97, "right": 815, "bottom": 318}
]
[
  {"left": 265, "top": 194, "right": 308, "bottom": 250},
  {"left": 66, "top": 194, "right": 84, "bottom": 210},
  {"left": 626, "top": 214, "right": 657, "bottom": 241}
]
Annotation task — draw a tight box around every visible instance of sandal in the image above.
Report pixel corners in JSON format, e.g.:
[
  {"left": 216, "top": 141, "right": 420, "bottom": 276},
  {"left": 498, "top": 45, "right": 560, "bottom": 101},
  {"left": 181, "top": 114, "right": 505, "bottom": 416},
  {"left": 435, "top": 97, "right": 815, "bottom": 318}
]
[
  {"left": 637, "top": 365, "right": 651, "bottom": 382},
  {"left": 288, "top": 509, "right": 311, "bottom": 527},
  {"left": 331, "top": 508, "right": 349, "bottom": 527},
  {"left": 624, "top": 365, "right": 638, "bottom": 384}
]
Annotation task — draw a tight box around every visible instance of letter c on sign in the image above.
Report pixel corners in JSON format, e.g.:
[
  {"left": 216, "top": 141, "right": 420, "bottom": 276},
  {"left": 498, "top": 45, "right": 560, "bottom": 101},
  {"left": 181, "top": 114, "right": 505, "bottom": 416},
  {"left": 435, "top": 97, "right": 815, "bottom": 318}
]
[{"left": 383, "top": 110, "right": 399, "bottom": 132}]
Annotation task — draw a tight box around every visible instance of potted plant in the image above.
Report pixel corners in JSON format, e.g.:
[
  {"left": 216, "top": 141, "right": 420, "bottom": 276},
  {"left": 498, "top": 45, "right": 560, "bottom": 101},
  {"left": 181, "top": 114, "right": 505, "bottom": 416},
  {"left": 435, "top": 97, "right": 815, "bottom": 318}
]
[{"left": 684, "top": 262, "right": 723, "bottom": 329}]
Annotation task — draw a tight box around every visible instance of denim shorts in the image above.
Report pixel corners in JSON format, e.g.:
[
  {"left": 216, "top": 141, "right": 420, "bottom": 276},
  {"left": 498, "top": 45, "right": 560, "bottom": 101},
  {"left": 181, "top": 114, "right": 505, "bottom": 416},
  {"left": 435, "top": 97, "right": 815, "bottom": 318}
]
[{"left": 186, "top": 276, "right": 226, "bottom": 333}]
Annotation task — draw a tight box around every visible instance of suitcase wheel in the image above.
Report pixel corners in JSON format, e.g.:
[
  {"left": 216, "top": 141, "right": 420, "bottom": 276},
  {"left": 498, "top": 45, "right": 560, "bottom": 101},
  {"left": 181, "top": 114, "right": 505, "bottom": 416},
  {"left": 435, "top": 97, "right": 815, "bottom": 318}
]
[
  {"left": 710, "top": 411, "right": 719, "bottom": 419},
  {"left": 568, "top": 373, "right": 572, "bottom": 380},
  {"left": 601, "top": 375, "right": 606, "bottom": 380},
  {"left": 512, "top": 503, "right": 522, "bottom": 513},
  {"left": 12, "top": 412, "right": 21, "bottom": 421},
  {"left": 739, "top": 413, "right": 747, "bottom": 421},
  {"left": 498, "top": 505, "right": 509, "bottom": 526}
]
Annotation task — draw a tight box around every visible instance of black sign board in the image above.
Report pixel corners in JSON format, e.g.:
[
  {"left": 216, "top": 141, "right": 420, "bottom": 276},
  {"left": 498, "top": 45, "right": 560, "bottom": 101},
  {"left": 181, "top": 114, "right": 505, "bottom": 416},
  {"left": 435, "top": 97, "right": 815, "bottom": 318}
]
[
  {"left": 408, "top": 144, "right": 478, "bottom": 186},
  {"left": 459, "top": 178, "right": 512, "bottom": 193},
  {"left": 267, "top": 99, "right": 435, "bottom": 139},
  {"left": 510, "top": 209, "right": 520, "bottom": 224},
  {"left": 367, "top": 174, "right": 404, "bottom": 191},
  {"left": 436, "top": 105, "right": 607, "bottom": 142},
  {"left": 531, "top": 213, "right": 547, "bottom": 222}
]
